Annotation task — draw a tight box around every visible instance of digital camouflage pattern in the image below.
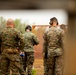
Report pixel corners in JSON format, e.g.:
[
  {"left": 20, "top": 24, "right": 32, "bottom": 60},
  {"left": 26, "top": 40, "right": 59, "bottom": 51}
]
[
  {"left": 23, "top": 31, "right": 39, "bottom": 52},
  {"left": 0, "top": 27, "right": 26, "bottom": 75},
  {"left": 24, "top": 52, "right": 34, "bottom": 75},
  {"left": 43, "top": 26, "right": 64, "bottom": 75},
  {"left": 0, "top": 27, "right": 25, "bottom": 51},
  {"left": 23, "top": 31, "right": 39, "bottom": 75}
]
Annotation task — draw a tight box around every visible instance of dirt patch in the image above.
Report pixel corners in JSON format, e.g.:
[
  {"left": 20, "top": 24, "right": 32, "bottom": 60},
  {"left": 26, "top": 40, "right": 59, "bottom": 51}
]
[{"left": 33, "top": 59, "right": 44, "bottom": 75}]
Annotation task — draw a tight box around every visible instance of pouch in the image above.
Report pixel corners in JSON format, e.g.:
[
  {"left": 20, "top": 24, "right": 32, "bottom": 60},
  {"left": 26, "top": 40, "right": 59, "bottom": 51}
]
[{"left": 48, "top": 48, "right": 62, "bottom": 57}]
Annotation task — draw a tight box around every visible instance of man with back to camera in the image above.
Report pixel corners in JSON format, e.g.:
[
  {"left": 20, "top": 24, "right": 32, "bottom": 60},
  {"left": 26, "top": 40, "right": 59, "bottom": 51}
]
[
  {"left": 43, "top": 17, "right": 64, "bottom": 75},
  {"left": 0, "top": 18, "right": 26, "bottom": 75},
  {"left": 23, "top": 25, "right": 39, "bottom": 75}
]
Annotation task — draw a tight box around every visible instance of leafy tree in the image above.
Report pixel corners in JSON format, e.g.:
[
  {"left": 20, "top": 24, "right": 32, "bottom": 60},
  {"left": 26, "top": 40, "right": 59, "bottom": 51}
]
[
  {"left": 0, "top": 17, "right": 6, "bottom": 32},
  {"left": 14, "top": 19, "right": 26, "bottom": 33}
]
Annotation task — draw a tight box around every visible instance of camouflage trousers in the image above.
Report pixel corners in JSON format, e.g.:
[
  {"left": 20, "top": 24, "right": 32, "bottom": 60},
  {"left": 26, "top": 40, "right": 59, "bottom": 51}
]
[
  {"left": 0, "top": 52, "right": 26, "bottom": 75},
  {"left": 24, "top": 52, "right": 34, "bottom": 75},
  {"left": 43, "top": 55, "right": 64, "bottom": 75}
]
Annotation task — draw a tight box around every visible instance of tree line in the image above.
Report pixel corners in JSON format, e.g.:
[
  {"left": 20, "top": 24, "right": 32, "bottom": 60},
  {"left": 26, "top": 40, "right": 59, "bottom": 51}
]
[{"left": 0, "top": 17, "right": 27, "bottom": 33}]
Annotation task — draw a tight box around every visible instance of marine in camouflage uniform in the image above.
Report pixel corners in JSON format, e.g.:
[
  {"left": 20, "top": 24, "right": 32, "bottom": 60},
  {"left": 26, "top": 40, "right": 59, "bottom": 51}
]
[
  {"left": 0, "top": 19, "right": 26, "bottom": 75},
  {"left": 43, "top": 17, "right": 64, "bottom": 75},
  {"left": 23, "top": 25, "right": 39, "bottom": 75}
]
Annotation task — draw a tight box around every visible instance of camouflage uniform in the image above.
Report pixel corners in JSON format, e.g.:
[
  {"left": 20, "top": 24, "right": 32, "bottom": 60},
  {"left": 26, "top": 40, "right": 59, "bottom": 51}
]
[
  {"left": 43, "top": 26, "right": 64, "bottom": 75},
  {"left": 0, "top": 27, "right": 26, "bottom": 75},
  {"left": 23, "top": 31, "right": 39, "bottom": 75}
]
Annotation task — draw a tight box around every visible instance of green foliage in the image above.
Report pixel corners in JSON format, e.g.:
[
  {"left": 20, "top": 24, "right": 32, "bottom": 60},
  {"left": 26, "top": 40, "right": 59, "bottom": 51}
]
[
  {"left": 14, "top": 19, "right": 21, "bottom": 29},
  {"left": 32, "top": 69, "right": 37, "bottom": 75},
  {"left": 0, "top": 17, "right": 29, "bottom": 33},
  {"left": 14, "top": 19, "right": 26, "bottom": 33},
  {"left": 0, "top": 17, "right": 6, "bottom": 32}
]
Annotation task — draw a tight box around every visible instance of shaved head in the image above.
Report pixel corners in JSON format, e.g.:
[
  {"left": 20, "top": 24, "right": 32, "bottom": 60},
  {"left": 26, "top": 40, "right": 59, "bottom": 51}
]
[{"left": 6, "top": 18, "right": 14, "bottom": 27}]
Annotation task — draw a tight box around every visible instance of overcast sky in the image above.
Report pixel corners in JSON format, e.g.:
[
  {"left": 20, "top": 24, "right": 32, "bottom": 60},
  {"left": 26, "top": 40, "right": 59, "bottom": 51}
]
[{"left": 0, "top": 9, "right": 68, "bottom": 25}]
